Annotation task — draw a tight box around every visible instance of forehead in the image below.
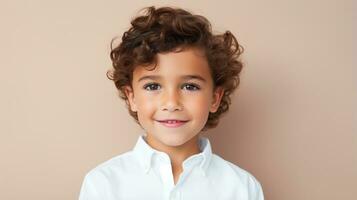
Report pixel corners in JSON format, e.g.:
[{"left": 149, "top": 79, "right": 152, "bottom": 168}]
[{"left": 133, "top": 47, "right": 211, "bottom": 82}]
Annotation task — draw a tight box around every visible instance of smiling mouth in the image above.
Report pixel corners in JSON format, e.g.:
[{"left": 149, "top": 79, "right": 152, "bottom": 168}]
[{"left": 156, "top": 120, "right": 188, "bottom": 128}]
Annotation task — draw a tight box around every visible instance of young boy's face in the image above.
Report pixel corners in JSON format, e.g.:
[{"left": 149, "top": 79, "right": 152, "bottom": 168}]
[{"left": 124, "top": 47, "right": 224, "bottom": 149}]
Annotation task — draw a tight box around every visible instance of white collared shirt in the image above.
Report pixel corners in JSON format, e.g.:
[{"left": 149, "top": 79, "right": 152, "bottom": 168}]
[{"left": 79, "top": 134, "right": 264, "bottom": 200}]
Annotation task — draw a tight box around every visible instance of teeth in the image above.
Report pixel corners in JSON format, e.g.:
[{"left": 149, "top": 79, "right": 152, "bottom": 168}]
[
  {"left": 157, "top": 120, "right": 187, "bottom": 124},
  {"left": 164, "top": 120, "right": 180, "bottom": 123}
]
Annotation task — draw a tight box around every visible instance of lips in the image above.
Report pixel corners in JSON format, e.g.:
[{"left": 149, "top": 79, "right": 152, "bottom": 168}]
[
  {"left": 157, "top": 119, "right": 188, "bottom": 123},
  {"left": 156, "top": 119, "right": 188, "bottom": 128}
]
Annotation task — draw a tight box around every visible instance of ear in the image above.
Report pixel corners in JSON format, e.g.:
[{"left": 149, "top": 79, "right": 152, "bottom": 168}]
[
  {"left": 210, "top": 87, "right": 225, "bottom": 113},
  {"left": 124, "top": 86, "right": 138, "bottom": 112}
]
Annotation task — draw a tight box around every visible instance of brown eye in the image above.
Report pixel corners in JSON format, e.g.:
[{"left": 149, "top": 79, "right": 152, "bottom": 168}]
[
  {"left": 143, "top": 83, "right": 161, "bottom": 91},
  {"left": 182, "top": 83, "right": 200, "bottom": 91}
]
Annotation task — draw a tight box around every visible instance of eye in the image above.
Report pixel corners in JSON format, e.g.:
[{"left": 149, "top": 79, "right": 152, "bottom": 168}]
[
  {"left": 143, "top": 83, "right": 161, "bottom": 91},
  {"left": 143, "top": 82, "right": 201, "bottom": 91},
  {"left": 182, "top": 83, "right": 200, "bottom": 91}
]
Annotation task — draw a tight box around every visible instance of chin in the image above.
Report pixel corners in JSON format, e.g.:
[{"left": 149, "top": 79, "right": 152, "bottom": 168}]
[{"left": 160, "top": 134, "right": 193, "bottom": 147}]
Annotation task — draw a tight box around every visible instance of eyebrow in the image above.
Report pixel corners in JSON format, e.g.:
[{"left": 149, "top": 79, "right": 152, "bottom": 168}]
[{"left": 138, "top": 75, "right": 207, "bottom": 82}]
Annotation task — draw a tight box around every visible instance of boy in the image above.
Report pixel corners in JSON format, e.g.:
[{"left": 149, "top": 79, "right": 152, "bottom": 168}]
[{"left": 79, "top": 6, "right": 264, "bottom": 200}]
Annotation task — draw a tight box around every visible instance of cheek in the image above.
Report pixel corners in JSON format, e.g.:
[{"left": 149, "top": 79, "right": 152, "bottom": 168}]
[
  {"left": 135, "top": 91, "right": 212, "bottom": 114},
  {"left": 135, "top": 93, "right": 157, "bottom": 113},
  {"left": 185, "top": 94, "right": 211, "bottom": 113},
  {"left": 138, "top": 100, "right": 154, "bottom": 111}
]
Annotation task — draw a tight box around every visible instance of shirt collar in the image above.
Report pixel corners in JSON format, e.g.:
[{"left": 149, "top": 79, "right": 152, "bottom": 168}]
[{"left": 132, "top": 133, "right": 212, "bottom": 177}]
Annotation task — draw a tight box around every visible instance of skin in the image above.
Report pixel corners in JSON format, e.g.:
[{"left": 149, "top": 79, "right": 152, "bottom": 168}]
[{"left": 124, "top": 47, "right": 224, "bottom": 185}]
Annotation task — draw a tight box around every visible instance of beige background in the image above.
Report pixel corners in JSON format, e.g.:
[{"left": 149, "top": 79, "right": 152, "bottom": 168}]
[{"left": 1, "top": 0, "right": 356, "bottom": 199}]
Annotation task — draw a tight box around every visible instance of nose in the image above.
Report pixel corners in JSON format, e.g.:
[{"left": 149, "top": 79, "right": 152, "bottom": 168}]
[{"left": 161, "top": 88, "right": 183, "bottom": 112}]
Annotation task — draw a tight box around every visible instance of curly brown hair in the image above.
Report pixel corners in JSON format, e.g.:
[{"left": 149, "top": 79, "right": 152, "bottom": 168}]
[{"left": 106, "top": 6, "right": 244, "bottom": 131}]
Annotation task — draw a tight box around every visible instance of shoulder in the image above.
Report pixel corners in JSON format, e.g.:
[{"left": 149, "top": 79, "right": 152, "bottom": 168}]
[
  {"left": 79, "top": 151, "right": 137, "bottom": 199},
  {"left": 210, "top": 154, "right": 265, "bottom": 199},
  {"left": 79, "top": 150, "right": 141, "bottom": 199},
  {"left": 210, "top": 154, "right": 259, "bottom": 180},
  {"left": 82, "top": 150, "right": 136, "bottom": 184}
]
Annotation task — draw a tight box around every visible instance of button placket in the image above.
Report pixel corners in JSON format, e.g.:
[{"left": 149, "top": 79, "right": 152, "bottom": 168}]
[
  {"left": 170, "top": 190, "right": 181, "bottom": 200},
  {"left": 159, "top": 163, "right": 174, "bottom": 187}
]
